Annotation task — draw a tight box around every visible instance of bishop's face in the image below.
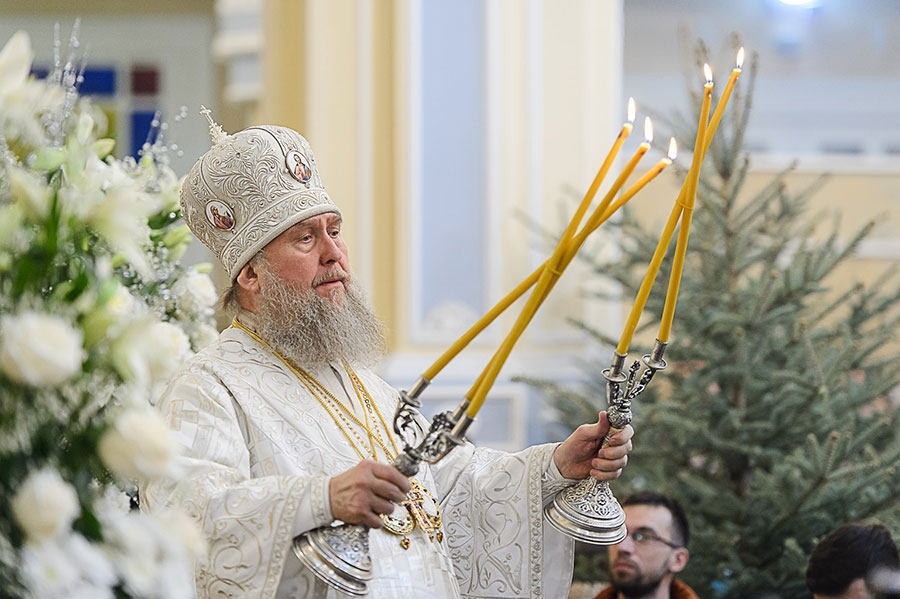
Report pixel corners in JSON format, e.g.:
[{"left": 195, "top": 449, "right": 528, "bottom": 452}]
[
  {"left": 242, "top": 211, "right": 386, "bottom": 369},
  {"left": 260, "top": 212, "right": 351, "bottom": 302}
]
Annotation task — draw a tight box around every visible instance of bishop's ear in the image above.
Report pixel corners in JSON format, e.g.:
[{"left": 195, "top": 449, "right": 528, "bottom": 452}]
[{"left": 235, "top": 262, "right": 262, "bottom": 311}]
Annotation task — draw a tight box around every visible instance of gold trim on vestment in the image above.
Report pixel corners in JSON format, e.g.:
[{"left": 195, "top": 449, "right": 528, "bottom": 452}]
[{"left": 232, "top": 317, "right": 443, "bottom": 549}]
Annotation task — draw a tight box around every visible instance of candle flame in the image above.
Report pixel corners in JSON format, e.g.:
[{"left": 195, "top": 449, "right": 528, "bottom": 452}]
[
  {"left": 627, "top": 97, "right": 636, "bottom": 124},
  {"left": 667, "top": 137, "right": 677, "bottom": 160},
  {"left": 704, "top": 63, "right": 713, "bottom": 83},
  {"left": 736, "top": 47, "right": 745, "bottom": 69},
  {"left": 644, "top": 117, "right": 653, "bottom": 143}
]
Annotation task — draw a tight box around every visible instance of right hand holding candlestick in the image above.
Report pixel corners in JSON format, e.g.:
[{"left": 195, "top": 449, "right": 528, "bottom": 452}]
[{"left": 553, "top": 411, "right": 634, "bottom": 481}]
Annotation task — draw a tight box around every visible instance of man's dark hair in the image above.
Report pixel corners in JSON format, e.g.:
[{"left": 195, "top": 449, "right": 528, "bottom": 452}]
[
  {"left": 806, "top": 522, "right": 900, "bottom": 597},
  {"left": 622, "top": 491, "right": 690, "bottom": 548}
]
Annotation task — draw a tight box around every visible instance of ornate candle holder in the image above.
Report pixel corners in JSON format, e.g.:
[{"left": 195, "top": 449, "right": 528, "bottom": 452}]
[
  {"left": 293, "top": 376, "right": 471, "bottom": 595},
  {"left": 544, "top": 339, "right": 667, "bottom": 544}
]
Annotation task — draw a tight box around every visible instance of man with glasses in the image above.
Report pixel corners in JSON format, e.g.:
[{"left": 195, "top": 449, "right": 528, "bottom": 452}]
[{"left": 593, "top": 491, "right": 697, "bottom": 599}]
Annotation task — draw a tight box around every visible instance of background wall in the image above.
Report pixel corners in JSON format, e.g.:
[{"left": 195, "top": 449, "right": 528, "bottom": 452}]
[
  {"left": 0, "top": 2, "right": 217, "bottom": 267},
  {"left": 2, "top": 0, "right": 898, "bottom": 450}
]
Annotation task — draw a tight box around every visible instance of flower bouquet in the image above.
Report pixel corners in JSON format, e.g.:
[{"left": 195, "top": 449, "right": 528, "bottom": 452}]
[{"left": 0, "top": 28, "right": 216, "bottom": 598}]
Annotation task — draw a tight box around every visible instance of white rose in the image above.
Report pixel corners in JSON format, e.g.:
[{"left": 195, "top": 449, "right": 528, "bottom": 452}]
[
  {"left": 146, "top": 321, "right": 191, "bottom": 382},
  {"left": 64, "top": 532, "right": 117, "bottom": 589},
  {"left": 104, "top": 511, "right": 161, "bottom": 597},
  {"left": 84, "top": 158, "right": 159, "bottom": 279},
  {"left": 82, "top": 285, "right": 139, "bottom": 346},
  {"left": 98, "top": 407, "right": 178, "bottom": 480},
  {"left": 19, "top": 540, "right": 81, "bottom": 598},
  {"left": 174, "top": 272, "right": 218, "bottom": 315},
  {"left": 111, "top": 319, "right": 190, "bottom": 386},
  {"left": 0, "top": 311, "right": 84, "bottom": 386},
  {"left": 12, "top": 468, "right": 80, "bottom": 543}
]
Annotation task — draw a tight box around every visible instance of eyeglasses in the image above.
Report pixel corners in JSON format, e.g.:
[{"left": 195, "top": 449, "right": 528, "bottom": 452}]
[{"left": 628, "top": 529, "right": 682, "bottom": 549}]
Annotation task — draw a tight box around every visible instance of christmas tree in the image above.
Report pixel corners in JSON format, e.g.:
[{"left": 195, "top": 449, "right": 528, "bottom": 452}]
[{"left": 531, "top": 36, "right": 900, "bottom": 598}]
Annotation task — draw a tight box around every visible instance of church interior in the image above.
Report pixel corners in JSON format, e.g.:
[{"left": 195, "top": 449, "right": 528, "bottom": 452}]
[{"left": 1, "top": 1, "right": 899, "bottom": 597}]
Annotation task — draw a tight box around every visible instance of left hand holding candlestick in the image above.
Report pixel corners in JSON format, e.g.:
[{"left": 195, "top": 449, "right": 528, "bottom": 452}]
[{"left": 553, "top": 411, "right": 634, "bottom": 480}]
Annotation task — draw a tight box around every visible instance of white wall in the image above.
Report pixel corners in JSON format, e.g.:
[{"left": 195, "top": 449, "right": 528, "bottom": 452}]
[
  {"left": 623, "top": 0, "right": 900, "bottom": 164},
  {"left": 0, "top": 15, "right": 217, "bottom": 267}
]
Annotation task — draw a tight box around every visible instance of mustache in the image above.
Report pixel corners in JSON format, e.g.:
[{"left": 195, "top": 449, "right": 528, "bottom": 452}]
[
  {"left": 613, "top": 557, "right": 639, "bottom": 569},
  {"left": 312, "top": 267, "right": 349, "bottom": 288}
]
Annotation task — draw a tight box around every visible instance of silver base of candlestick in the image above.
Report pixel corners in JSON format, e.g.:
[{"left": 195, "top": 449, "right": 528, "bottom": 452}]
[
  {"left": 293, "top": 386, "right": 475, "bottom": 596},
  {"left": 543, "top": 341, "right": 668, "bottom": 545},
  {"left": 293, "top": 523, "right": 372, "bottom": 596},
  {"left": 544, "top": 479, "right": 626, "bottom": 544}
]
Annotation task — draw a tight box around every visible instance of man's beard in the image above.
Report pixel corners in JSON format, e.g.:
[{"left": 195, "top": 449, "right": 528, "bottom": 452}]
[
  {"left": 609, "top": 559, "right": 670, "bottom": 599},
  {"left": 253, "top": 269, "right": 386, "bottom": 370}
]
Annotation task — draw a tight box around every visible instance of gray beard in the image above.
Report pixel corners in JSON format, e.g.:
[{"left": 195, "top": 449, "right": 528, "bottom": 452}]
[{"left": 253, "top": 274, "right": 386, "bottom": 370}]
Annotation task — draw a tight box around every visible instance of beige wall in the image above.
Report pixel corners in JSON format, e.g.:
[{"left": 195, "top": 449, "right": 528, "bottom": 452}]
[{"left": 2, "top": 0, "right": 212, "bottom": 14}]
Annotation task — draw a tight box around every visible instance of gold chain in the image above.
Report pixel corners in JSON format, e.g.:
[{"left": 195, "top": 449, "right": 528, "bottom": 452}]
[
  {"left": 231, "top": 317, "right": 442, "bottom": 548},
  {"left": 345, "top": 362, "right": 400, "bottom": 458},
  {"left": 232, "top": 318, "right": 395, "bottom": 461}
]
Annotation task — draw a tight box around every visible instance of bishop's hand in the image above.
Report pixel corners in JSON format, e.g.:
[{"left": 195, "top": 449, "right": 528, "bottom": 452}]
[
  {"left": 329, "top": 460, "right": 411, "bottom": 529},
  {"left": 553, "top": 411, "right": 633, "bottom": 481}
]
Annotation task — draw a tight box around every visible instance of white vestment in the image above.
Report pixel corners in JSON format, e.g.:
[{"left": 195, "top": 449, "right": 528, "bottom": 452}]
[{"left": 141, "top": 323, "right": 577, "bottom": 598}]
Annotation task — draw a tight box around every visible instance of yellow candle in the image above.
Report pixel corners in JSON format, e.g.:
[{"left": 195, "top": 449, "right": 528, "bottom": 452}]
[
  {"left": 657, "top": 65, "right": 714, "bottom": 343},
  {"left": 704, "top": 48, "right": 744, "bottom": 152},
  {"left": 614, "top": 195, "right": 684, "bottom": 355},
  {"left": 543, "top": 137, "right": 676, "bottom": 356},
  {"left": 587, "top": 116, "right": 654, "bottom": 226},
  {"left": 424, "top": 99, "right": 636, "bottom": 383},
  {"left": 589, "top": 137, "right": 677, "bottom": 239},
  {"left": 425, "top": 136, "right": 676, "bottom": 387},
  {"left": 466, "top": 129, "right": 653, "bottom": 418},
  {"left": 422, "top": 272, "right": 536, "bottom": 381}
]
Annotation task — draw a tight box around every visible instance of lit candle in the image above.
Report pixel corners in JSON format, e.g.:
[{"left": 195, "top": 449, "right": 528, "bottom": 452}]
[
  {"left": 423, "top": 138, "right": 677, "bottom": 386},
  {"left": 614, "top": 193, "right": 684, "bottom": 355},
  {"left": 423, "top": 99, "right": 636, "bottom": 383},
  {"left": 657, "top": 64, "right": 714, "bottom": 343},
  {"left": 465, "top": 120, "right": 654, "bottom": 417},
  {"left": 704, "top": 48, "right": 744, "bottom": 152},
  {"left": 599, "top": 137, "right": 677, "bottom": 224},
  {"left": 562, "top": 138, "right": 677, "bottom": 356},
  {"left": 584, "top": 116, "right": 653, "bottom": 224}
]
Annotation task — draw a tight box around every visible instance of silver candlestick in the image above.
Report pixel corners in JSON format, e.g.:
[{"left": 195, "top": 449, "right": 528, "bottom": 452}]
[
  {"left": 293, "top": 376, "right": 472, "bottom": 595},
  {"left": 544, "top": 339, "right": 667, "bottom": 544}
]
